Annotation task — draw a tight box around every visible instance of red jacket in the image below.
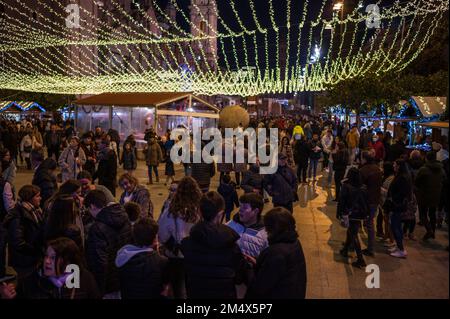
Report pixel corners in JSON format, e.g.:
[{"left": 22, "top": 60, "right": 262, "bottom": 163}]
[{"left": 369, "top": 140, "right": 385, "bottom": 161}]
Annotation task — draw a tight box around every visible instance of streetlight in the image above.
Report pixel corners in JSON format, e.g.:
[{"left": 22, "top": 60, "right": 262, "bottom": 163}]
[{"left": 333, "top": 2, "right": 343, "bottom": 12}]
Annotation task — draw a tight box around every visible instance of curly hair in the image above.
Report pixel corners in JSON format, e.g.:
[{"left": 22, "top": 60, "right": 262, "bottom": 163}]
[{"left": 169, "top": 176, "right": 202, "bottom": 223}]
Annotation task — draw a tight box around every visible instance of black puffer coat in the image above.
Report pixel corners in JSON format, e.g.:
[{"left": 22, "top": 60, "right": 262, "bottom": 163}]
[
  {"left": 181, "top": 222, "right": 245, "bottom": 299},
  {"left": 85, "top": 203, "right": 131, "bottom": 295},
  {"left": 246, "top": 230, "right": 307, "bottom": 299},
  {"left": 3, "top": 205, "right": 44, "bottom": 270}
]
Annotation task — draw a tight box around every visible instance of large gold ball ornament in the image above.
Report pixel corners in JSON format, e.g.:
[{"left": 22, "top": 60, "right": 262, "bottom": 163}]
[{"left": 218, "top": 105, "right": 250, "bottom": 129}]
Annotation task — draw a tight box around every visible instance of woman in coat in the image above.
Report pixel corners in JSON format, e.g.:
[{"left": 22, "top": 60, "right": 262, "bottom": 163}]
[
  {"left": 3, "top": 185, "right": 44, "bottom": 279},
  {"left": 245, "top": 207, "right": 307, "bottom": 299},
  {"left": 58, "top": 136, "right": 86, "bottom": 183},
  {"left": 120, "top": 141, "right": 137, "bottom": 175},
  {"left": 145, "top": 137, "right": 163, "bottom": 184},
  {"left": 158, "top": 176, "right": 202, "bottom": 299},
  {"left": 20, "top": 129, "right": 40, "bottom": 170},
  {"left": 387, "top": 159, "right": 414, "bottom": 258}
]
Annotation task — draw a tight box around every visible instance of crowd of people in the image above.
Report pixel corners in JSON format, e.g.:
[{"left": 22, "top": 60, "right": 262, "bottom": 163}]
[{"left": 0, "top": 113, "right": 448, "bottom": 299}]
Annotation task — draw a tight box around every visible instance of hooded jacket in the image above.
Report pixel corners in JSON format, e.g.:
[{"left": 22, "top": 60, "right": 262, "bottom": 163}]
[
  {"left": 415, "top": 160, "right": 446, "bottom": 207},
  {"left": 226, "top": 214, "right": 268, "bottom": 258},
  {"left": 245, "top": 230, "right": 307, "bottom": 299},
  {"left": 115, "top": 245, "right": 169, "bottom": 299},
  {"left": 85, "top": 203, "right": 131, "bottom": 295},
  {"left": 181, "top": 222, "right": 245, "bottom": 299},
  {"left": 145, "top": 138, "right": 163, "bottom": 166}
]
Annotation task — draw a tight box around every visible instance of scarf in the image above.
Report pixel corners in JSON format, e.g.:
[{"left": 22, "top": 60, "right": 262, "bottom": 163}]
[
  {"left": 20, "top": 200, "right": 44, "bottom": 224},
  {"left": 48, "top": 273, "right": 72, "bottom": 288}
]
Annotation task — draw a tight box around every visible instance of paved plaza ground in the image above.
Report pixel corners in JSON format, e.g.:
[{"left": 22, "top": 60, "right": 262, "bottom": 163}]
[{"left": 13, "top": 160, "right": 449, "bottom": 299}]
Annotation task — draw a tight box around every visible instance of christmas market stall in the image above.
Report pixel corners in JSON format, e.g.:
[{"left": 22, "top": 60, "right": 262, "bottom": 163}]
[
  {"left": 74, "top": 92, "right": 220, "bottom": 145},
  {"left": 0, "top": 101, "right": 46, "bottom": 120}
]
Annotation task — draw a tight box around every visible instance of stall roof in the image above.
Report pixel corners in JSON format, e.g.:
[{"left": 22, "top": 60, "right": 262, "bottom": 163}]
[
  {"left": 0, "top": 100, "right": 45, "bottom": 112},
  {"left": 411, "top": 96, "right": 447, "bottom": 117},
  {"left": 416, "top": 121, "right": 449, "bottom": 129},
  {"left": 74, "top": 92, "right": 219, "bottom": 112}
]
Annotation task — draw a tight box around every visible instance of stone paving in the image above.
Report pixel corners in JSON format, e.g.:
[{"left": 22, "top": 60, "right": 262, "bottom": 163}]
[{"left": 12, "top": 159, "right": 449, "bottom": 299}]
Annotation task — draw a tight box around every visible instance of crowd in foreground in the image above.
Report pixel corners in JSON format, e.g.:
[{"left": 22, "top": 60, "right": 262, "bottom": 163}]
[{"left": 0, "top": 114, "right": 448, "bottom": 299}]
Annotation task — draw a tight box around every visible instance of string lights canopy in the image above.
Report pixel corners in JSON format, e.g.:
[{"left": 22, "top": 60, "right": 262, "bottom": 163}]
[{"left": 0, "top": 0, "right": 447, "bottom": 96}]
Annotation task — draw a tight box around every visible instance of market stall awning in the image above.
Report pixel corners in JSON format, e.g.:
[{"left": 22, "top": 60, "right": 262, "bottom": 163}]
[
  {"left": 74, "top": 92, "right": 219, "bottom": 112},
  {"left": 416, "top": 121, "right": 449, "bottom": 129},
  {"left": 411, "top": 96, "right": 447, "bottom": 117}
]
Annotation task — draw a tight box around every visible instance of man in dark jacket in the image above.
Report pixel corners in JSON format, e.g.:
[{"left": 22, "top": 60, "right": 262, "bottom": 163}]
[
  {"left": 84, "top": 190, "right": 132, "bottom": 297},
  {"left": 415, "top": 151, "right": 446, "bottom": 241},
  {"left": 191, "top": 160, "right": 216, "bottom": 193},
  {"left": 307, "top": 133, "right": 322, "bottom": 181},
  {"left": 293, "top": 135, "right": 310, "bottom": 184},
  {"left": 181, "top": 191, "right": 246, "bottom": 299},
  {"left": 264, "top": 153, "right": 298, "bottom": 213},
  {"left": 116, "top": 218, "right": 169, "bottom": 299},
  {"left": 245, "top": 207, "right": 307, "bottom": 299},
  {"left": 93, "top": 140, "right": 118, "bottom": 196},
  {"left": 359, "top": 151, "right": 382, "bottom": 257},
  {"left": 44, "top": 124, "right": 61, "bottom": 160}
]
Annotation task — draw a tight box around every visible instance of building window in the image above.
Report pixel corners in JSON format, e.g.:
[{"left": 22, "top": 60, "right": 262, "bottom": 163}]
[{"left": 200, "top": 21, "right": 207, "bottom": 34}]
